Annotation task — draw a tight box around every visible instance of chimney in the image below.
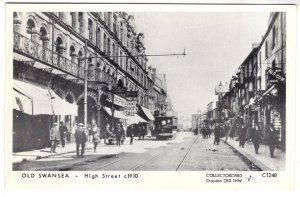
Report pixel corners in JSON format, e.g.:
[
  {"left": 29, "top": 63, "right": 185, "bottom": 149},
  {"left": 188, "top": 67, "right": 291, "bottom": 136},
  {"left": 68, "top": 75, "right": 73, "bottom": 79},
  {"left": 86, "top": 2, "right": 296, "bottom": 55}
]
[{"left": 252, "top": 42, "right": 260, "bottom": 49}]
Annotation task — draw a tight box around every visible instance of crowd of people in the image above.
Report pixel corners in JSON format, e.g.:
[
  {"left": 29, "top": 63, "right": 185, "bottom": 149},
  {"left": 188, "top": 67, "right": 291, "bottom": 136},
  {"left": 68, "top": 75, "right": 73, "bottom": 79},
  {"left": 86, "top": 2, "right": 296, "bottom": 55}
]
[
  {"left": 49, "top": 120, "right": 149, "bottom": 158},
  {"left": 193, "top": 108, "right": 282, "bottom": 158}
]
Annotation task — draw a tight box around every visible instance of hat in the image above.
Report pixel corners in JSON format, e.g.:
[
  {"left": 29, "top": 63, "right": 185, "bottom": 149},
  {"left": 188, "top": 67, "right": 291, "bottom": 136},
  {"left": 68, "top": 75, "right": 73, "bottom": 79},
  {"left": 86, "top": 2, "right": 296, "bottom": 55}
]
[{"left": 78, "top": 123, "right": 84, "bottom": 127}]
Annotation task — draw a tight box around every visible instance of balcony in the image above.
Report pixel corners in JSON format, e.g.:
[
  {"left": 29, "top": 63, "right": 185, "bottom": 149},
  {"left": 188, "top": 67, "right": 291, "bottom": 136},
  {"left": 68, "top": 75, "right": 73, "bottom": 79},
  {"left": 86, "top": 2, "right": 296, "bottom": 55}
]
[
  {"left": 88, "top": 66, "right": 116, "bottom": 85},
  {"left": 13, "top": 31, "right": 84, "bottom": 79}
]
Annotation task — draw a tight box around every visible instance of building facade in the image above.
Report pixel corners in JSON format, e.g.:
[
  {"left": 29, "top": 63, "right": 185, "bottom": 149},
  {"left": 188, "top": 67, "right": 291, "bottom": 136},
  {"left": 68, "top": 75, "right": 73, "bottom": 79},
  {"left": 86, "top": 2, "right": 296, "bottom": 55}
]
[
  {"left": 212, "top": 12, "right": 286, "bottom": 150},
  {"left": 12, "top": 12, "right": 158, "bottom": 151}
]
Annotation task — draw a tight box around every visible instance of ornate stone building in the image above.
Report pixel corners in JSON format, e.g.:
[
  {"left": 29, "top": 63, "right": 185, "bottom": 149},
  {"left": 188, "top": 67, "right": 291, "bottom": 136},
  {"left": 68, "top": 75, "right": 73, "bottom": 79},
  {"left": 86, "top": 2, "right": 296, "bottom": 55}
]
[{"left": 13, "top": 12, "right": 152, "bottom": 151}]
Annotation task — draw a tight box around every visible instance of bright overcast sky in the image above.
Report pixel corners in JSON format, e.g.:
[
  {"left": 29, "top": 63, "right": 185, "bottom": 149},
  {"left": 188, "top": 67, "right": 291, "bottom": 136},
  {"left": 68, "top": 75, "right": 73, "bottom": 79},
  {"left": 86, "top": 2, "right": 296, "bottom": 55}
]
[{"left": 133, "top": 12, "right": 270, "bottom": 119}]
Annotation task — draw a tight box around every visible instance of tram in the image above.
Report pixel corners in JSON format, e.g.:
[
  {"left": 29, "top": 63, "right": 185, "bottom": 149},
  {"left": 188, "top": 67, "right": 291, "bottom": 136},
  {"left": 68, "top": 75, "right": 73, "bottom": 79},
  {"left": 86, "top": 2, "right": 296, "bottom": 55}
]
[{"left": 154, "top": 116, "right": 178, "bottom": 140}]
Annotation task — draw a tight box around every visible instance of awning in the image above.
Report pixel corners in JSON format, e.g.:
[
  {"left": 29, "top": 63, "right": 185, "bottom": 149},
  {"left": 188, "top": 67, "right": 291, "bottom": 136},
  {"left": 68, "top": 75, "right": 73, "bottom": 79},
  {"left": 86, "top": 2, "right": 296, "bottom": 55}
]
[
  {"left": 103, "top": 107, "right": 127, "bottom": 119},
  {"left": 13, "top": 80, "right": 78, "bottom": 116},
  {"left": 140, "top": 106, "right": 155, "bottom": 120},
  {"left": 48, "top": 89, "right": 78, "bottom": 116},
  {"left": 126, "top": 114, "right": 148, "bottom": 125},
  {"left": 13, "top": 80, "right": 53, "bottom": 115},
  {"left": 13, "top": 89, "right": 32, "bottom": 115}
]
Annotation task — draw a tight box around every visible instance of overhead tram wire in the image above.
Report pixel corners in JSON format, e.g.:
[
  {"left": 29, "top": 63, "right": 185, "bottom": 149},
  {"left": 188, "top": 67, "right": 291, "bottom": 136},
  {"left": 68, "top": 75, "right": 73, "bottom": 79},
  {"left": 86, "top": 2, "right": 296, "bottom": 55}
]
[{"left": 77, "top": 49, "right": 187, "bottom": 60}]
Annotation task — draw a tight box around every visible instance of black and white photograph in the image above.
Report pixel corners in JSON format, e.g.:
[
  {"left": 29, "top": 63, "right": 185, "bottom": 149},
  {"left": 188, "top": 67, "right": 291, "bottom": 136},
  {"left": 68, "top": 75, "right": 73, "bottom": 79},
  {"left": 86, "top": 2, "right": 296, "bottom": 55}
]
[{"left": 3, "top": 2, "right": 298, "bottom": 191}]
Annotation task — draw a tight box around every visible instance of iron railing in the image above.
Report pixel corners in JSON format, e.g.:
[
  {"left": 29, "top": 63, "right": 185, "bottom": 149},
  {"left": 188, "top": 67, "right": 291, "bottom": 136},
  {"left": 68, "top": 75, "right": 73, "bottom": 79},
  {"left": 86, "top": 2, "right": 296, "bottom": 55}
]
[{"left": 13, "top": 32, "right": 115, "bottom": 84}]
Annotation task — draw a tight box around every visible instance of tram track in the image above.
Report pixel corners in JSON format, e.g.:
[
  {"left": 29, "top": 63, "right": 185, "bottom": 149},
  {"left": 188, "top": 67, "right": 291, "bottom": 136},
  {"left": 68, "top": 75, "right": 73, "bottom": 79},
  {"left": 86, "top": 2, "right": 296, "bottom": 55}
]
[
  {"left": 93, "top": 136, "right": 197, "bottom": 171},
  {"left": 176, "top": 135, "right": 200, "bottom": 171},
  {"left": 35, "top": 133, "right": 263, "bottom": 171}
]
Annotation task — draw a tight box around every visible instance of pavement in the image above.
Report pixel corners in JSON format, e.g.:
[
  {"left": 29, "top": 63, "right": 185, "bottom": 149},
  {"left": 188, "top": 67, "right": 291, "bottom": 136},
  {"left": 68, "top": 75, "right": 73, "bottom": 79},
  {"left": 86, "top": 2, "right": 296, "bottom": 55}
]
[
  {"left": 223, "top": 137, "right": 286, "bottom": 171},
  {"left": 12, "top": 139, "right": 98, "bottom": 164}
]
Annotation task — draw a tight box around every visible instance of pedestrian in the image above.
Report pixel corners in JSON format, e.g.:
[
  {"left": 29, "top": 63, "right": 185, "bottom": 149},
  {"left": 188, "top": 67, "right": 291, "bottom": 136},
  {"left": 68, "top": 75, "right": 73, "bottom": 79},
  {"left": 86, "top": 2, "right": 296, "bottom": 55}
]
[
  {"left": 239, "top": 123, "right": 247, "bottom": 148},
  {"left": 138, "top": 123, "right": 143, "bottom": 140},
  {"left": 127, "top": 125, "right": 134, "bottom": 145},
  {"left": 115, "top": 123, "right": 122, "bottom": 147},
  {"left": 141, "top": 125, "right": 147, "bottom": 140},
  {"left": 75, "top": 123, "right": 87, "bottom": 158},
  {"left": 250, "top": 119, "right": 260, "bottom": 154},
  {"left": 268, "top": 106, "right": 281, "bottom": 157},
  {"left": 213, "top": 123, "right": 220, "bottom": 145},
  {"left": 89, "top": 119, "right": 97, "bottom": 142},
  {"left": 59, "top": 121, "right": 68, "bottom": 148},
  {"left": 92, "top": 130, "right": 100, "bottom": 152},
  {"left": 194, "top": 127, "right": 198, "bottom": 135},
  {"left": 50, "top": 122, "right": 60, "bottom": 153},
  {"left": 120, "top": 122, "right": 126, "bottom": 145}
]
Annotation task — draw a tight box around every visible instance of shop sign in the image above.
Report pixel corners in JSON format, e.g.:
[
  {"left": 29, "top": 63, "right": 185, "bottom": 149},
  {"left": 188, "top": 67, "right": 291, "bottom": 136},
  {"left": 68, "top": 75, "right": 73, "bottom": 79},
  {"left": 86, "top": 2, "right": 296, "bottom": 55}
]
[
  {"left": 107, "top": 93, "right": 127, "bottom": 107},
  {"left": 126, "top": 91, "right": 138, "bottom": 97},
  {"left": 267, "top": 68, "right": 285, "bottom": 84},
  {"left": 125, "top": 100, "right": 137, "bottom": 116}
]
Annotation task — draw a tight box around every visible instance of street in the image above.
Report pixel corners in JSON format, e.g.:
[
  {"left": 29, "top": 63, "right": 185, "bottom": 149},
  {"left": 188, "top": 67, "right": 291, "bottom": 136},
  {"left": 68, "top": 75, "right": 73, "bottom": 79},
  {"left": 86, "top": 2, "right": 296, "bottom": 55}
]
[{"left": 13, "top": 132, "right": 256, "bottom": 171}]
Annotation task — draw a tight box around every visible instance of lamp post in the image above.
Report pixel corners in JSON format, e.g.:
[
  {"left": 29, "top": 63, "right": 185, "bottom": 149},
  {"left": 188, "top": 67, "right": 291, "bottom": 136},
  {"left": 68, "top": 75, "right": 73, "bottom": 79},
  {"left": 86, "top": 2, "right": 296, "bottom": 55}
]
[{"left": 108, "top": 82, "right": 116, "bottom": 138}]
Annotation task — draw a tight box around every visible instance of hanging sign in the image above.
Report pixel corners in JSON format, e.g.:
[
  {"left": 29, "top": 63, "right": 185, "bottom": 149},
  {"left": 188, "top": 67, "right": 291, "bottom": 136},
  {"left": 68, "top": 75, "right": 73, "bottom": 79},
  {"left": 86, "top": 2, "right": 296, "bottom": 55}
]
[
  {"left": 266, "top": 68, "right": 285, "bottom": 84},
  {"left": 125, "top": 100, "right": 137, "bottom": 116},
  {"left": 106, "top": 93, "right": 126, "bottom": 107}
]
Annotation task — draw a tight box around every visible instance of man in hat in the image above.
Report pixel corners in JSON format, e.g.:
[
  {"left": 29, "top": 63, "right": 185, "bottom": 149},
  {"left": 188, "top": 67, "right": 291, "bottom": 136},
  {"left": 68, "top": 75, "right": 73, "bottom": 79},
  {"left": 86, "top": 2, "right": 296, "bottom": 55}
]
[
  {"left": 59, "top": 121, "right": 68, "bottom": 148},
  {"left": 75, "top": 123, "right": 87, "bottom": 158},
  {"left": 50, "top": 122, "right": 60, "bottom": 153}
]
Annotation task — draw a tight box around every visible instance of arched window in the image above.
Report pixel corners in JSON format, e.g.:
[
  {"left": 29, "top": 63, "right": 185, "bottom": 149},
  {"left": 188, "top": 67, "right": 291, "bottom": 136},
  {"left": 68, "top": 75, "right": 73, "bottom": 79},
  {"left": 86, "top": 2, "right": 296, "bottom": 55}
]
[
  {"left": 78, "top": 50, "right": 83, "bottom": 68},
  {"left": 39, "top": 27, "right": 49, "bottom": 48},
  {"left": 26, "top": 19, "right": 35, "bottom": 39},
  {"left": 70, "top": 45, "right": 76, "bottom": 62},
  {"left": 55, "top": 37, "right": 64, "bottom": 56}
]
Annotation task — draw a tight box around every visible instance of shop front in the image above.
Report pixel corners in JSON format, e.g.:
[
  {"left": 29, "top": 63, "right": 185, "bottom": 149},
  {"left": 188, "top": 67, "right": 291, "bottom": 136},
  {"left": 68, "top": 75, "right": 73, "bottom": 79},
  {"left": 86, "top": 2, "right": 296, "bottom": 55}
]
[{"left": 13, "top": 79, "right": 78, "bottom": 152}]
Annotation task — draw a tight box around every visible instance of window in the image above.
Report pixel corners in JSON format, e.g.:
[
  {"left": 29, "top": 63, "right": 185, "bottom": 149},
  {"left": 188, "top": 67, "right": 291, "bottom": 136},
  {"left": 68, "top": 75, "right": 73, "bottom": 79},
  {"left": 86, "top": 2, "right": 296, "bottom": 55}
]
[
  {"left": 96, "top": 27, "right": 101, "bottom": 48},
  {"left": 39, "top": 27, "right": 48, "bottom": 48},
  {"left": 78, "top": 50, "right": 83, "bottom": 68},
  {"left": 55, "top": 37, "right": 63, "bottom": 56},
  {"left": 113, "top": 15, "right": 117, "bottom": 35},
  {"left": 272, "top": 60, "right": 276, "bottom": 69},
  {"left": 59, "top": 12, "right": 64, "bottom": 20},
  {"left": 78, "top": 12, "right": 84, "bottom": 34},
  {"left": 88, "top": 18, "right": 93, "bottom": 42},
  {"left": 104, "top": 13, "right": 108, "bottom": 25},
  {"left": 108, "top": 12, "right": 112, "bottom": 29},
  {"left": 103, "top": 34, "right": 107, "bottom": 53},
  {"left": 112, "top": 43, "right": 115, "bottom": 61},
  {"left": 70, "top": 46, "right": 76, "bottom": 62},
  {"left": 71, "top": 13, "right": 76, "bottom": 29},
  {"left": 107, "top": 38, "right": 111, "bottom": 56},
  {"left": 26, "top": 19, "right": 35, "bottom": 40},
  {"left": 272, "top": 26, "right": 276, "bottom": 49}
]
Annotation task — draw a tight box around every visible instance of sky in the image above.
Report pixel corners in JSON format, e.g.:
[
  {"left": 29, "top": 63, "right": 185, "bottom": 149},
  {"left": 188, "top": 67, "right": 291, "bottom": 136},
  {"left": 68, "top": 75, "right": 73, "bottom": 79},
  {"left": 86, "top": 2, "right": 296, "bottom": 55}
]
[{"left": 132, "top": 12, "right": 270, "bottom": 120}]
